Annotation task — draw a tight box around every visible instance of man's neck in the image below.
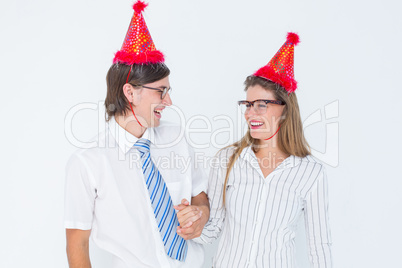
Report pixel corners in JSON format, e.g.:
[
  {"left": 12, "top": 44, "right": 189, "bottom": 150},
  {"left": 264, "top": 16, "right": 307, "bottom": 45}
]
[{"left": 115, "top": 114, "right": 147, "bottom": 138}]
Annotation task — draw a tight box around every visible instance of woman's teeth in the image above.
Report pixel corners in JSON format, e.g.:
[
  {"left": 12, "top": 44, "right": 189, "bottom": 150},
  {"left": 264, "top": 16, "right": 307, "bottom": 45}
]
[{"left": 250, "top": 122, "right": 263, "bottom": 126}]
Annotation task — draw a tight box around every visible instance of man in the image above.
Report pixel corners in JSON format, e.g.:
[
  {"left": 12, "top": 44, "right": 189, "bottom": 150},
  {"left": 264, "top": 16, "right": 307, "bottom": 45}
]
[{"left": 64, "top": 1, "right": 209, "bottom": 267}]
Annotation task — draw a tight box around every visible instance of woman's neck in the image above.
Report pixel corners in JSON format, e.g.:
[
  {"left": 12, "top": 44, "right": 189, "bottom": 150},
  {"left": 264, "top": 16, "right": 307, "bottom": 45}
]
[
  {"left": 254, "top": 143, "right": 289, "bottom": 161},
  {"left": 253, "top": 138, "right": 290, "bottom": 176}
]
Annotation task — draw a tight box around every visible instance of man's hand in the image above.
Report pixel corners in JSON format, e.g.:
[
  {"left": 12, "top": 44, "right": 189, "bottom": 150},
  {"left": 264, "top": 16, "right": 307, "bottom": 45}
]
[{"left": 173, "top": 192, "right": 210, "bottom": 240}]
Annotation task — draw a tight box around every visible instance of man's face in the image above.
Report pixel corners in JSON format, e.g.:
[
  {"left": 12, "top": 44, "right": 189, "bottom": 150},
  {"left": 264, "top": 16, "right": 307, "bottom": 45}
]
[{"left": 132, "top": 76, "right": 172, "bottom": 128}]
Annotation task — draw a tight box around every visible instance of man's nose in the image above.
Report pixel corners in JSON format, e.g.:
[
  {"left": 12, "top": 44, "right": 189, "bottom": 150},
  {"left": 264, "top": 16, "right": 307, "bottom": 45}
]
[{"left": 162, "top": 92, "right": 172, "bottom": 106}]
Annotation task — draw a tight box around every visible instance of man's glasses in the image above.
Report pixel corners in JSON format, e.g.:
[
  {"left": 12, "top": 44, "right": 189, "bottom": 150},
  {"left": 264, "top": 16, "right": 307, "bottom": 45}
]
[
  {"left": 131, "top": 84, "right": 172, "bottom": 99},
  {"left": 238, "top": 99, "right": 286, "bottom": 114}
]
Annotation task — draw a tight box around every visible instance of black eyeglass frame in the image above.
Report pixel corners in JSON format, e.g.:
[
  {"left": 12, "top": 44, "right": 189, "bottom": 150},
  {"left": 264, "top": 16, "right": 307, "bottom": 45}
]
[
  {"left": 238, "top": 99, "right": 286, "bottom": 107},
  {"left": 131, "top": 84, "right": 172, "bottom": 99}
]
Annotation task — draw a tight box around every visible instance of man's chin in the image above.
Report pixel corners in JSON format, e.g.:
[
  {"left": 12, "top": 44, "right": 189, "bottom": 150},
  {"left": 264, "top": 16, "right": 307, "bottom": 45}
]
[{"left": 149, "top": 120, "right": 161, "bottom": 128}]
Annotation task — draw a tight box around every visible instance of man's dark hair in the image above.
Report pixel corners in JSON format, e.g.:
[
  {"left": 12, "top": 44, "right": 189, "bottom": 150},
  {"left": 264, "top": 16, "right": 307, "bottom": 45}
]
[{"left": 104, "top": 63, "right": 170, "bottom": 121}]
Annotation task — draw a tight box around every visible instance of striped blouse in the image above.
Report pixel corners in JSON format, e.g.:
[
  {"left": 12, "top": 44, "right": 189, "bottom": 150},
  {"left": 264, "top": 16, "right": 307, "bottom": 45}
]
[{"left": 198, "top": 146, "right": 332, "bottom": 268}]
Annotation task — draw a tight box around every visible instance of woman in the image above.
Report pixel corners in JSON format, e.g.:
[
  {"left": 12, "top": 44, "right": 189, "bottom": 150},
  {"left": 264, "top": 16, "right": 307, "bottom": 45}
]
[{"left": 198, "top": 33, "right": 332, "bottom": 267}]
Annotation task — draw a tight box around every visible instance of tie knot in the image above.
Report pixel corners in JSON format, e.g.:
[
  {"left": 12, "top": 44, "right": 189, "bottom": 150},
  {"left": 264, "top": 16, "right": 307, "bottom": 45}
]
[{"left": 134, "top": 138, "right": 151, "bottom": 154}]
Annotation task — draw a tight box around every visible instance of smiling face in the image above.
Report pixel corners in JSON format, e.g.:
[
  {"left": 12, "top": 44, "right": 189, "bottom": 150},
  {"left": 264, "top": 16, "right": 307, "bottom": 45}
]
[
  {"left": 130, "top": 76, "right": 172, "bottom": 128},
  {"left": 245, "top": 84, "right": 285, "bottom": 140}
]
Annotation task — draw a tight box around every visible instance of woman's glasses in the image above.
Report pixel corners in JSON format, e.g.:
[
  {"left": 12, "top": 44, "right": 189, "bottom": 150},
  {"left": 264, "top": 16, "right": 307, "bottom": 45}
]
[{"left": 238, "top": 99, "right": 286, "bottom": 114}]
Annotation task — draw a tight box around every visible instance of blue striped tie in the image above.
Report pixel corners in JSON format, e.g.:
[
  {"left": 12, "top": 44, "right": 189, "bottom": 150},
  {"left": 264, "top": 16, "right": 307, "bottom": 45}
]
[{"left": 134, "top": 138, "right": 188, "bottom": 261}]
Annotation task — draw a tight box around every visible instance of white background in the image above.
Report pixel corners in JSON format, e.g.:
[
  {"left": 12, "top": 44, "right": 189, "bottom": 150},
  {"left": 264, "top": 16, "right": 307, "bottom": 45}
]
[{"left": 1, "top": 0, "right": 402, "bottom": 267}]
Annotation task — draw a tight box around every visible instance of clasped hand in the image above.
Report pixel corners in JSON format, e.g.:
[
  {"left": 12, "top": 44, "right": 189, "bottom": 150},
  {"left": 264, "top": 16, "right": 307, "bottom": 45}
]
[{"left": 173, "top": 199, "right": 208, "bottom": 240}]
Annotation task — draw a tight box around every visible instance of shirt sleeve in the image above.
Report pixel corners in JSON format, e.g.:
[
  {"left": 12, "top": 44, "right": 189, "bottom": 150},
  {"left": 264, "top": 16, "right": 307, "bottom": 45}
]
[
  {"left": 188, "top": 146, "right": 208, "bottom": 197},
  {"left": 195, "top": 150, "right": 228, "bottom": 244},
  {"left": 64, "top": 153, "right": 97, "bottom": 230},
  {"left": 304, "top": 166, "right": 333, "bottom": 268}
]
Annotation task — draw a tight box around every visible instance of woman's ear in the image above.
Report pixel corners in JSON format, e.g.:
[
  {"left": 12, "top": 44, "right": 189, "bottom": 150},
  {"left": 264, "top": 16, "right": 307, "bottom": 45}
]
[{"left": 123, "top": 83, "right": 141, "bottom": 105}]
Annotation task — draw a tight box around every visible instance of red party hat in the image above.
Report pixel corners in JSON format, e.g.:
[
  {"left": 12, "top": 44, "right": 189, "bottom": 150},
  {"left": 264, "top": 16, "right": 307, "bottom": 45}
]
[
  {"left": 113, "top": 1, "right": 164, "bottom": 65},
  {"left": 254, "top": 32, "right": 300, "bottom": 93}
]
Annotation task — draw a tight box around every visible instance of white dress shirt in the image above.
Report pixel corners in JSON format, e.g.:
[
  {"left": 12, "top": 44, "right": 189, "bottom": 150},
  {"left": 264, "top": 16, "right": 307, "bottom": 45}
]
[
  {"left": 197, "top": 146, "right": 332, "bottom": 268},
  {"left": 64, "top": 117, "right": 207, "bottom": 268}
]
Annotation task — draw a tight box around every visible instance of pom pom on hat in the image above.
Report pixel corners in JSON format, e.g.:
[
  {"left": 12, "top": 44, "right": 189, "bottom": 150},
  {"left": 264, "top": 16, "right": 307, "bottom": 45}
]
[
  {"left": 133, "top": 0, "right": 148, "bottom": 13},
  {"left": 286, "top": 32, "right": 300, "bottom": 46}
]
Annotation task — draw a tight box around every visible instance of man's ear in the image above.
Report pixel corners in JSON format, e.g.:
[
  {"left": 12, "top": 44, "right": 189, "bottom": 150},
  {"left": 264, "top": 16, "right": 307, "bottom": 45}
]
[{"left": 123, "top": 83, "right": 141, "bottom": 105}]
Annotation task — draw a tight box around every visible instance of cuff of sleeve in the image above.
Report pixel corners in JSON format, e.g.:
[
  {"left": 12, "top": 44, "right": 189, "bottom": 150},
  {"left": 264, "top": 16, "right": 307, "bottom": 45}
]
[
  {"left": 64, "top": 221, "right": 92, "bottom": 230},
  {"left": 192, "top": 236, "right": 207, "bottom": 245},
  {"left": 191, "top": 181, "right": 207, "bottom": 197}
]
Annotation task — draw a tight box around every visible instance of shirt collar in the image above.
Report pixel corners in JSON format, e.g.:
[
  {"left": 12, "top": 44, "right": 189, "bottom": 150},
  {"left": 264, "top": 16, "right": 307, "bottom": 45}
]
[
  {"left": 108, "top": 116, "right": 156, "bottom": 154},
  {"left": 240, "top": 146, "right": 301, "bottom": 170}
]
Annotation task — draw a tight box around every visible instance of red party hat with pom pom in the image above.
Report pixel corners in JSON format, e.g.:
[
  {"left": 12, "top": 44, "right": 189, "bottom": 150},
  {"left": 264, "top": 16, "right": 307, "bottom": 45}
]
[
  {"left": 113, "top": 1, "right": 164, "bottom": 65},
  {"left": 254, "top": 32, "right": 300, "bottom": 93}
]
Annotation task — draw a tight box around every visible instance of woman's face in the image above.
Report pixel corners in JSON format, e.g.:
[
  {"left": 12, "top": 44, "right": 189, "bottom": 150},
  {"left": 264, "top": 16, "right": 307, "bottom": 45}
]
[{"left": 245, "top": 85, "right": 285, "bottom": 140}]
